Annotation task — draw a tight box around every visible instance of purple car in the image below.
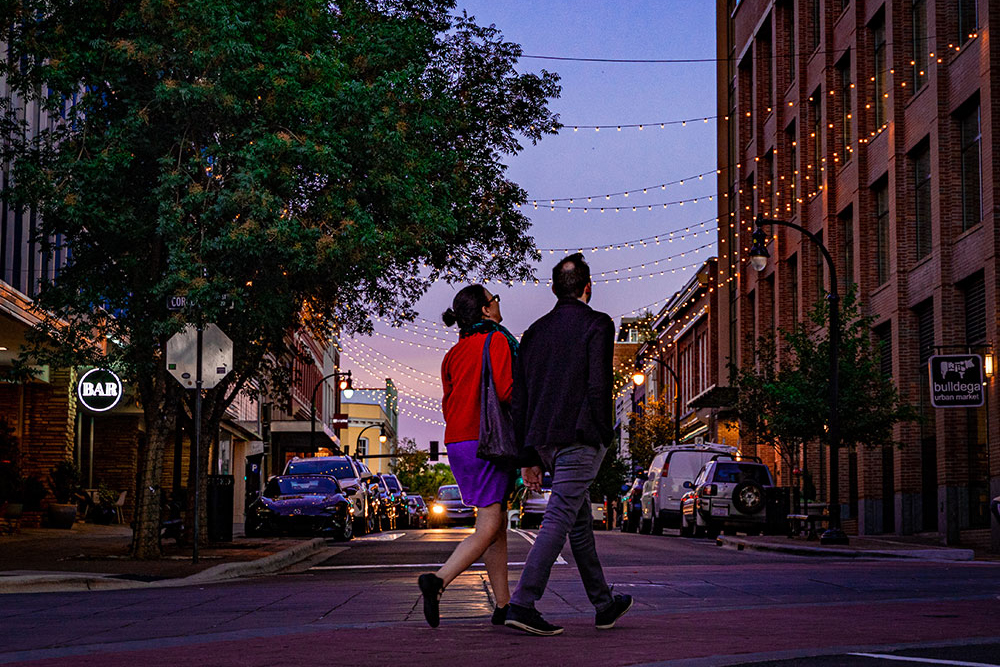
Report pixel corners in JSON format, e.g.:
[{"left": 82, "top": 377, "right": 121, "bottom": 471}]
[{"left": 245, "top": 475, "right": 353, "bottom": 541}]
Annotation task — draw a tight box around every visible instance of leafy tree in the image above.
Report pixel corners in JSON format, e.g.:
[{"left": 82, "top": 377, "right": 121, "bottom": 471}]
[
  {"left": 407, "top": 463, "right": 457, "bottom": 502},
  {"left": 1, "top": 0, "right": 559, "bottom": 557},
  {"left": 728, "top": 288, "right": 918, "bottom": 509},
  {"left": 625, "top": 396, "right": 676, "bottom": 471},
  {"left": 391, "top": 437, "right": 429, "bottom": 490}
]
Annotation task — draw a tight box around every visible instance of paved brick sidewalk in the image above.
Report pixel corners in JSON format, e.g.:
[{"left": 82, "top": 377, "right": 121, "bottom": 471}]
[{"left": 0, "top": 524, "right": 310, "bottom": 580}]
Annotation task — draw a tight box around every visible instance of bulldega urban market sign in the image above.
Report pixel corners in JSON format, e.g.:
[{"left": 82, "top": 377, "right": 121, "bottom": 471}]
[{"left": 77, "top": 368, "right": 123, "bottom": 412}]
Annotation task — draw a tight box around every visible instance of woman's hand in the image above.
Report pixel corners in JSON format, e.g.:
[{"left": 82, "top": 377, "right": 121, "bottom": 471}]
[{"left": 521, "top": 466, "right": 543, "bottom": 492}]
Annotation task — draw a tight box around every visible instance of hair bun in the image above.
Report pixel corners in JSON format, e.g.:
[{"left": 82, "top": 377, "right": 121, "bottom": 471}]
[{"left": 442, "top": 308, "right": 458, "bottom": 327}]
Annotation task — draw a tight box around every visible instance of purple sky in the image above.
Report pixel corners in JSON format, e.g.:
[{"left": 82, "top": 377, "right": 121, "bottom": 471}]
[{"left": 343, "top": 1, "right": 719, "bottom": 450}]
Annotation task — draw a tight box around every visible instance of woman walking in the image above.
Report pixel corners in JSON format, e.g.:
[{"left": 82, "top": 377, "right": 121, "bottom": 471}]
[{"left": 418, "top": 284, "right": 518, "bottom": 628}]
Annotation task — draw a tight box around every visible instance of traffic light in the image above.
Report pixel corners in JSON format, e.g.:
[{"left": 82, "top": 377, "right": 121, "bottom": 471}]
[{"left": 429, "top": 440, "right": 439, "bottom": 462}]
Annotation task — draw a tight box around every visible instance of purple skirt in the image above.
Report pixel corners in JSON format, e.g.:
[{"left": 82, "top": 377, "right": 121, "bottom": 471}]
[{"left": 446, "top": 439, "right": 513, "bottom": 507}]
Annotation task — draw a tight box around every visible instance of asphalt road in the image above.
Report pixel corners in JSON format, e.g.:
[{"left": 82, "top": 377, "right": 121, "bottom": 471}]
[{"left": 1, "top": 528, "right": 998, "bottom": 666}]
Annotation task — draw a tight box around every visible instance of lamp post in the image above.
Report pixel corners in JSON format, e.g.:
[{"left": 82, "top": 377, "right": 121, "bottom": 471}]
[
  {"left": 632, "top": 355, "right": 681, "bottom": 445},
  {"left": 749, "top": 215, "right": 848, "bottom": 545},
  {"left": 310, "top": 370, "right": 354, "bottom": 452},
  {"left": 354, "top": 423, "right": 388, "bottom": 459}
]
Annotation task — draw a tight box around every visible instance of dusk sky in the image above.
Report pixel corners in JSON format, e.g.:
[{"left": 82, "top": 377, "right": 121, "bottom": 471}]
[{"left": 343, "top": 1, "right": 719, "bottom": 450}]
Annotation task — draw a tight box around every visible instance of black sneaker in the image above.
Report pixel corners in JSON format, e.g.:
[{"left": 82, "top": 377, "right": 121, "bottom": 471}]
[
  {"left": 595, "top": 594, "right": 633, "bottom": 629},
  {"left": 491, "top": 605, "right": 508, "bottom": 626},
  {"left": 504, "top": 603, "right": 564, "bottom": 636},
  {"left": 418, "top": 573, "right": 444, "bottom": 628}
]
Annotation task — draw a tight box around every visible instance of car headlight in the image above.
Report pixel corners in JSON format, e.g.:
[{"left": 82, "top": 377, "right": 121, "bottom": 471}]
[{"left": 432, "top": 504, "right": 445, "bottom": 515}]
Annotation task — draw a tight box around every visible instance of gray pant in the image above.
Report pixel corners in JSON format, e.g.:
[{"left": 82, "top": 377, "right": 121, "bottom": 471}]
[{"left": 511, "top": 443, "right": 614, "bottom": 612}]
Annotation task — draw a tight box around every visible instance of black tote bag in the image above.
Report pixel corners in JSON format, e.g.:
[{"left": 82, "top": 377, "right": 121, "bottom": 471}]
[{"left": 477, "top": 332, "right": 519, "bottom": 469}]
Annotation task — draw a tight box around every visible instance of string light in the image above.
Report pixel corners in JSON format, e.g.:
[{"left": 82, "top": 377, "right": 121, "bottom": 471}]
[
  {"left": 561, "top": 116, "right": 716, "bottom": 132},
  {"left": 532, "top": 168, "right": 716, "bottom": 203},
  {"left": 522, "top": 192, "right": 714, "bottom": 213},
  {"left": 539, "top": 220, "right": 718, "bottom": 254}
]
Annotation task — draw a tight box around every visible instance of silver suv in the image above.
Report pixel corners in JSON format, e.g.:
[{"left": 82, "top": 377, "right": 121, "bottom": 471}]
[{"left": 680, "top": 459, "right": 774, "bottom": 537}]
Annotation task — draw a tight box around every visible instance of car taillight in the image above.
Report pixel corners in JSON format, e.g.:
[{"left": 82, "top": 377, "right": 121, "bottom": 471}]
[{"left": 700, "top": 484, "right": 717, "bottom": 497}]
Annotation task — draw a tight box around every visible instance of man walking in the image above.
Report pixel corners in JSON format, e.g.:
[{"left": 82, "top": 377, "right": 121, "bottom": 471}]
[{"left": 505, "top": 253, "right": 633, "bottom": 636}]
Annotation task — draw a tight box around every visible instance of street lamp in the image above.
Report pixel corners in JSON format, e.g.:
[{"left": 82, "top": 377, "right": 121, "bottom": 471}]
[
  {"left": 355, "top": 423, "right": 388, "bottom": 459},
  {"left": 632, "top": 355, "right": 681, "bottom": 446},
  {"left": 310, "top": 370, "right": 354, "bottom": 452},
  {"left": 749, "top": 215, "right": 848, "bottom": 545}
]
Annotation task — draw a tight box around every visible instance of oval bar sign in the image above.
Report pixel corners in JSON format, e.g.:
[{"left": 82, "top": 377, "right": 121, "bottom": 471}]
[{"left": 77, "top": 368, "right": 123, "bottom": 412}]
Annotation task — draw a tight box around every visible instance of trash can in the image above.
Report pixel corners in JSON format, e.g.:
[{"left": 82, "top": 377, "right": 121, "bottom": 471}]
[
  {"left": 207, "top": 474, "right": 234, "bottom": 542},
  {"left": 764, "top": 486, "right": 791, "bottom": 535}
]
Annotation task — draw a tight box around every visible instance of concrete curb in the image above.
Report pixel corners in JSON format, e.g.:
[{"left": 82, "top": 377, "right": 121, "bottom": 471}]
[
  {"left": 718, "top": 536, "right": 976, "bottom": 561},
  {"left": 0, "top": 538, "right": 327, "bottom": 595}
]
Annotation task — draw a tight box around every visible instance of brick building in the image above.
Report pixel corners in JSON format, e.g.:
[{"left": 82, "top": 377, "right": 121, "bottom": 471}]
[{"left": 716, "top": 0, "right": 998, "bottom": 548}]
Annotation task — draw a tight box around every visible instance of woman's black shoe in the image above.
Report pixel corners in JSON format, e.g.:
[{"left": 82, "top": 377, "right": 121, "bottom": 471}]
[
  {"left": 491, "top": 605, "right": 508, "bottom": 626},
  {"left": 418, "top": 573, "right": 444, "bottom": 628}
]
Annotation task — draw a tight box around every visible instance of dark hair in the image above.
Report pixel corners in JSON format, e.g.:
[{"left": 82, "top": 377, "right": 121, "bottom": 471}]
[
  {"left": 552, "top": 252, "right": 591, "bottom": 298},
  {"left": 442, "top": 284, "right": 490, "bottom": 329}
]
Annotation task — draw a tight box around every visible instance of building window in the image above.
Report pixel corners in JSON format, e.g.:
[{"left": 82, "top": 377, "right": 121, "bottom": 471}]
[
  {"left": 959, "top": 102, "right": 982, "bottom": 231},
  {"left": 837, "top": 53, "right": 853, "bottom": 162},
  {"left": 759, "top": 34, "right": 773, "bottom": 115},
  {"left": 872, "top": 13, "right": 888, "bottom": 130},
  {"left": 962, "top": 272, "right": 988, "bottom": 528},
  {"left": 958, "top": 0, "right": 978, "bottom": 44},
  {"left": 357, "top": 437, "right": 368, "bottom": 458},
  {"left": 875, "top": 181, "right": 890, "bottom": 285},
  {"left": 809, "top": 90, "right": 822, "bottom": 197},
  {"left": 814, "top": 229, "right": 825, "bottom": 303},
  {"left": 810, "top": 0, "right": 821, "bottom": 50},
  {"left": 784, "top": 1, "right": 796, "bottom": 85},
  {"left": 788, "top": 253, "right": 799, "bottom": 322},
  {"left": 912, "top": 141, "right": 932, "bottom": 260},
  {"left": 912, "top": 0, "right": 928, "bottom": 90},
  {"left": 765, "top": 150, "right": 776, "bottom": 217},
  {"left": 840, "top": 207, "right": 854, "bottom": 288},
  {"left": 875, "top": 322, "right": 892, "bottom": 380},
  {"left": 786, "top": 122, "right": 798, "bottom": 216}
]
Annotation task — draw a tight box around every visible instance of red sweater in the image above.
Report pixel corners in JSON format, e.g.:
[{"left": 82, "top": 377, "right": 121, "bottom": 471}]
[{"left": 441, "top": 332, "right": 513, "bottom": 444}]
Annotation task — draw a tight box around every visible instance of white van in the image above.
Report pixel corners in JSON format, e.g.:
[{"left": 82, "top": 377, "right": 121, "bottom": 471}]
[{"left": 639, "top": 443, "right": 738, "bottom": 534}]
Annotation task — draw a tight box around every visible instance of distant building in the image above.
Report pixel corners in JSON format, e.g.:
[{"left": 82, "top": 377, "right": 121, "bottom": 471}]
[
  {"left": 716, "top": 0, "right": 997, "bottom": 548},
  {"left": 342, "top": 379, "right": 399, "bottom": 474}
]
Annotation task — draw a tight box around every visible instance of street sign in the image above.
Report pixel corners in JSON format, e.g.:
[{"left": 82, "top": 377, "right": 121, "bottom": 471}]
[
  {"left": 928, "top": 354, "right": 984, "bottom": 408},
  {"left": 166, "top": 324, "right": 233, "bottom": 389},
  {"left": 166, "top": 295, "right": 187, "bottom": 311},
  {"left": 330, "top": 414, "right": 350, "bottom": 430},
  {"left": 77, "top": 368, "right": 123, "bottom": 412}
]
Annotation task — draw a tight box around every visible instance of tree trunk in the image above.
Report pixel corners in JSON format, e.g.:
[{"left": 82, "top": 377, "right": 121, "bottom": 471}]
[{"left": 130, "top": 373, "right": 177, "bottom": 559}]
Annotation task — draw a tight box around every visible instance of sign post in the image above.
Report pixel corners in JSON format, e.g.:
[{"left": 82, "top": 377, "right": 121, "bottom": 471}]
[
  {"left": 166, "top": 323, "right": 233, "bottom": 563},
  {"left": 929, "top": 354, "right": 985, "bottom": 408}
]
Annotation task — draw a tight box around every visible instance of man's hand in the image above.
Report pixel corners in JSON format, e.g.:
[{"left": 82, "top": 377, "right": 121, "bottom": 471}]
[{"left": 522, "top": 466, "right": 543, "bottom": 492}]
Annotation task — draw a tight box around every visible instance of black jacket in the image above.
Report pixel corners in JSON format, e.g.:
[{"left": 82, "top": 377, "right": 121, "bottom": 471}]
[{"left": 511, "top": 297, "right": 615, "bottom": 461}]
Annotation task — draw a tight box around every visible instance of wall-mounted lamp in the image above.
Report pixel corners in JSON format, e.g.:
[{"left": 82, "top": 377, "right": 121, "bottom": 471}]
[{"left": 985, "top": 353, "right": 994, "bottom": 377}]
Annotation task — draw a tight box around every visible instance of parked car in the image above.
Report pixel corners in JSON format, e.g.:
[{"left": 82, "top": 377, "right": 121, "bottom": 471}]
[
  {"left": 680, "top": 458, "right": 775, "bottom": 537},
  {"left": 245, "top": 475, "right": 353, "bottom": 540},
  {"left": 377, "top": 473, "right": 408, "bottom": 530},
  {"left": 620, "top": 475, "right": 646, "bottom": 533},
  {"left": 591, "top": 500, "right": 607, "bottom": 529},
  {"left": 639, "top": 443, "right": 737, "bottom": 535},
  {"left": 429, "top": 484, "right": 476, "bottom": 527},
  {"left": 283, "top": 455, "right": 378, "bottom": 535},
  {"left": 511, "top": 472, "right": 552, "bottom": 529},
  {"left": 407, "top": 495, "right": 429, "bottom": 529}
]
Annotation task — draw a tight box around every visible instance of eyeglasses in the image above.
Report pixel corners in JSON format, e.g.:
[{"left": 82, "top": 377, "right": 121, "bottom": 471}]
[{"left": 488, "top": 294, "right": 500, "bottom": 304}]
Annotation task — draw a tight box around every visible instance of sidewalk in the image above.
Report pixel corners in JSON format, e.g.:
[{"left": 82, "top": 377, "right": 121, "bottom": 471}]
[
  {"left": 717, "top": 531, "right": 984, "bottom": 561},
  {"left": 0, "top": 523, "right": 326, "bottom": 594}
]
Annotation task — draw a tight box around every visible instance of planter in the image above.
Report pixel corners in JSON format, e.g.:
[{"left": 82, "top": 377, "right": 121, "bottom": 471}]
[
  {"left": 47, "top": 503, "right": 77, "bottom": 529},
  {"left": 3, "top": 502, "right": 23, "bottom": 520}
]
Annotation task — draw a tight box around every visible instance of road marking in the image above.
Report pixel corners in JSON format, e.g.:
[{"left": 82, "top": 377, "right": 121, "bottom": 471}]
[
  {"left": 848, "top": 653, "right": 1000, "bottom": 666},
  {"left": 512, "top": 529, "right": 568, "bottom": 565},
  {"left": 353, "top": 532, "right": 405, "bottom": 542},
  {"left": 310, "top": 561, "right": 536, "bottom": 570}
]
